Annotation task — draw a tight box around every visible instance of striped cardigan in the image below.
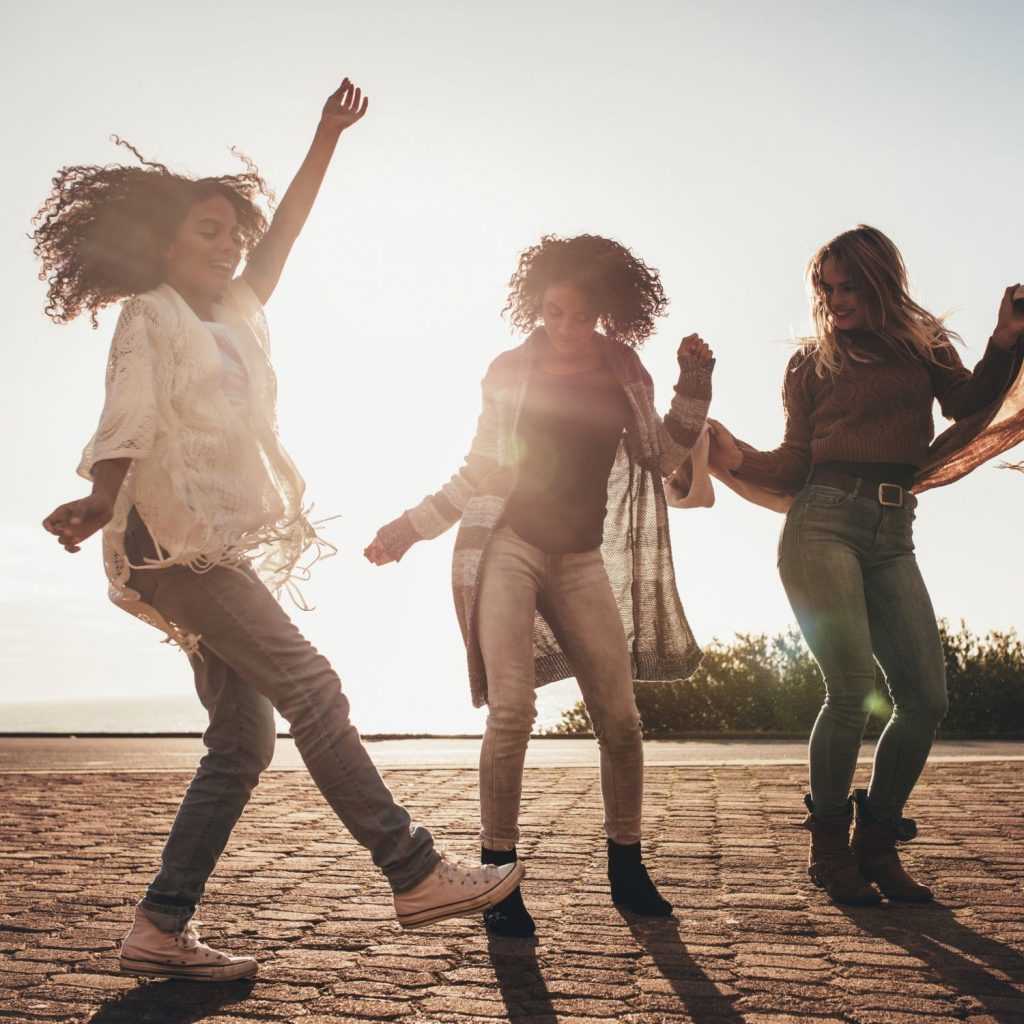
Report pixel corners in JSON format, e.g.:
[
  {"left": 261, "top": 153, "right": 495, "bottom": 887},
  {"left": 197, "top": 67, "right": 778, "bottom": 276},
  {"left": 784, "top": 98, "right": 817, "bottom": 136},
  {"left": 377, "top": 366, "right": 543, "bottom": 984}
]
[{"left": 377, "top": 330, "right": 712, "bottom": 707}]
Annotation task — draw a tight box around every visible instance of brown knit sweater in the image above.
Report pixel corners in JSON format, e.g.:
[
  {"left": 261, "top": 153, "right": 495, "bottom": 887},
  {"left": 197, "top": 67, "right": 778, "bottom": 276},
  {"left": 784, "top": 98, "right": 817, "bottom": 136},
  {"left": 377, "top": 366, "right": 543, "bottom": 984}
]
[{"left": 735, "top": 335, "right": 1017, "bottom": 493}]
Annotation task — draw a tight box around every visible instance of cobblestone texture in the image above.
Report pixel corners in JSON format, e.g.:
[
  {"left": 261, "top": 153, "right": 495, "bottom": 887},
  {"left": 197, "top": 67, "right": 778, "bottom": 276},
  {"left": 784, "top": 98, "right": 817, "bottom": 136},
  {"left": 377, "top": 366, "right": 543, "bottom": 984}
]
[{"left": 1, "top": 762, "right": 1022, "bottom": 1023}]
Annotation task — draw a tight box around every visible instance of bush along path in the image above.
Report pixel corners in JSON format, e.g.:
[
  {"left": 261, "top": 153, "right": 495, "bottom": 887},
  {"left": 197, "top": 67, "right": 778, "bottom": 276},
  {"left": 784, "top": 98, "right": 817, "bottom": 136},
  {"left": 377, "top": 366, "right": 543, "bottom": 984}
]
[{"left": 549, "top": 621, "right": 1024, "bottom": 738}]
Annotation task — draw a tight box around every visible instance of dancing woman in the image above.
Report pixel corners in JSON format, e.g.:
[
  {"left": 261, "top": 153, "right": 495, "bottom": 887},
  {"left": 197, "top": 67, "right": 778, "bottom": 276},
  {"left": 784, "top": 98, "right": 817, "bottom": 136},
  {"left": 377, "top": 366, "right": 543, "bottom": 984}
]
[
  {"left": 366, "top": 234, "right": 713, "bottom": 936},
  {"left": 707, "top": 225, "right": 1024, "bottom": 905},
  {"left": 36, "top": 78, "right": 522, "bottom": 980}
]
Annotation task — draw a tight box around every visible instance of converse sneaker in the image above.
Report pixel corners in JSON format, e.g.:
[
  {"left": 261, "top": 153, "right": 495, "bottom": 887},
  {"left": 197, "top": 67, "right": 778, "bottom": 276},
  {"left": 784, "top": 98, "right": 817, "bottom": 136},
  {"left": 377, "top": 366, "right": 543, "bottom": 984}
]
[
  {"left": 119, "top": 908, "right": 257, "bottom": 981},
  {"left": 394, "top": 851, "right": 526, "bottom": 929}
]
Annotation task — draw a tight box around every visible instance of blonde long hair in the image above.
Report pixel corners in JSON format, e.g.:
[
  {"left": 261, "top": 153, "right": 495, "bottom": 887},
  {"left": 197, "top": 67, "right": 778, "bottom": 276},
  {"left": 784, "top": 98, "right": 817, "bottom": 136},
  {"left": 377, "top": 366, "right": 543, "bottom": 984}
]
[{"left": 805, "top": 225, "right": 959, "bottom": 376}]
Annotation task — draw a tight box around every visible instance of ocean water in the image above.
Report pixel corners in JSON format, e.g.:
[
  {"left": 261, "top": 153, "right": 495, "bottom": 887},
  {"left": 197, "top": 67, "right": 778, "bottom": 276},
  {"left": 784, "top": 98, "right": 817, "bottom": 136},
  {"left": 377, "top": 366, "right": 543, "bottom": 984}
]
[{"left": 0, "top": 684, "right": 577, "bottom": 735}]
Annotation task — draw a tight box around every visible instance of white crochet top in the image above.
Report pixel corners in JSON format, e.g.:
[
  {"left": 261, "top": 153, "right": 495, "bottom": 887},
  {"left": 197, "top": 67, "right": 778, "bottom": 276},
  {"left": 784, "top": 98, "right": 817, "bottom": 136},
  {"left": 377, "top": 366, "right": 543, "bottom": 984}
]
[{"left": 79, "top": 278, "right": 329, "bottom": 652}]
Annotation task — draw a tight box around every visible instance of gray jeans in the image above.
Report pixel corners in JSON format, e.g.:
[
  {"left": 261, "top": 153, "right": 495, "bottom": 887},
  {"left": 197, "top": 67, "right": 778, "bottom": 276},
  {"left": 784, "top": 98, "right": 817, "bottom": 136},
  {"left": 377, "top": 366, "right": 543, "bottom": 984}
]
[
  {"left": 778, "top": 485, "right": 948, "bottom": 821},
  {"left": 477, "top": 525, "right": 644, "bottom": 850},
  {"left": 124, "top": 512, "right": 437, "bottom": 931}
]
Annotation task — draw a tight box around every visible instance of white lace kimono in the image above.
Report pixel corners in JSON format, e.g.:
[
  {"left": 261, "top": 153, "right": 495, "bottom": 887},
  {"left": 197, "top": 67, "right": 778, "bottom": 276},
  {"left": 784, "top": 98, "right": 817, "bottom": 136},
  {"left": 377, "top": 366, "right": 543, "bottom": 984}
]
[{"left": 79, "top": 279, "right": 326, "bottom": 651}]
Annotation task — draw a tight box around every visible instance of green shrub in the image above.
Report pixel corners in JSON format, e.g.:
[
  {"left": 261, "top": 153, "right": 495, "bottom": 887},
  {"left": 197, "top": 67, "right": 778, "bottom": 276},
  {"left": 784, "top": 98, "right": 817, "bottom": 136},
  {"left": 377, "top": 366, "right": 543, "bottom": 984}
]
[{"left": 546, "top": 621, "right": 1023, "bottom": 738}]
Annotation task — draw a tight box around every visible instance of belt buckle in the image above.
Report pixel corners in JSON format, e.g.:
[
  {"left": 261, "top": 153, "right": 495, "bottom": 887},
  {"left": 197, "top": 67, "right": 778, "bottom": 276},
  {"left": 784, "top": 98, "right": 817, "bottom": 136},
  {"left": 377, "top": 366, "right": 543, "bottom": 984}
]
[{"left": 878, "top": 483, "right": 904, "bottom": 507}]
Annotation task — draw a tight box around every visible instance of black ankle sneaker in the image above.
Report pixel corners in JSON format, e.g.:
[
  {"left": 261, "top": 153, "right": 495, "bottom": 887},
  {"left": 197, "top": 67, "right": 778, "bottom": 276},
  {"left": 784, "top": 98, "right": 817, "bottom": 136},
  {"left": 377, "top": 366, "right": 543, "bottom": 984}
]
[
  {"left": 607, "top": 839, "right": 673, "bottom": 917},
  {"left": 481, "top": 846, "right": 536, "bottom": 937}
]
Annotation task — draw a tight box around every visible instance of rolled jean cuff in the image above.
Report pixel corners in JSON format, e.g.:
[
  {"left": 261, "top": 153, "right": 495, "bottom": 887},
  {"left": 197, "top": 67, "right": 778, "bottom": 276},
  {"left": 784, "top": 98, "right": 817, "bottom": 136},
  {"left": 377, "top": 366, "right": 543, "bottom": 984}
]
[
  {"left": 137, "top": 896, "right": 195, "bottom": 932},
  {"left": 605, "top": 822, "right": 643, "bottom": 846},
  {"left": 386, "top": 845, "right": 441, "bottom": 895},
  {"left": 479, "top": 830, "right": 518, "bottom": 853}
]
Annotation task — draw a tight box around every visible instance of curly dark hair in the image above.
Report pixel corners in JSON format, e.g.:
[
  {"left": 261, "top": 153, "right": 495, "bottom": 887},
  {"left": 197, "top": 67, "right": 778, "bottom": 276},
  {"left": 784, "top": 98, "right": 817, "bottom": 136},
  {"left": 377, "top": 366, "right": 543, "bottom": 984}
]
[
  {"left": 32, "top": 137, "right": 274, "bottom": 326},
  {"left": 502, "top": 234, "right": 668, "bottom": 348}
]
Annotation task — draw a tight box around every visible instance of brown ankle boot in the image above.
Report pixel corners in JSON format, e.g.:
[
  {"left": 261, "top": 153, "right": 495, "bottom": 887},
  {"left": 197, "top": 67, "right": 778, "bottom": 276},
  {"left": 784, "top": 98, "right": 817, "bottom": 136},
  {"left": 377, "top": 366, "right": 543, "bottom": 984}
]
[
  {"left": 851, "top": 790, "right": 933, "bottom": 903},
  {"left": 802, "top": 794, "right": 882, "bottom": 906}
]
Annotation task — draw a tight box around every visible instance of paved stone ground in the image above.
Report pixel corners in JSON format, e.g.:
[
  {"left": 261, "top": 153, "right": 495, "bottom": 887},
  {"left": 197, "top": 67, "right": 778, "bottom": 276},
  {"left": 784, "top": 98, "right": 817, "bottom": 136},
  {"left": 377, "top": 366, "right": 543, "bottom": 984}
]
[{"left": 1, "top": 761, "right": 1022, "bottom": 1023}]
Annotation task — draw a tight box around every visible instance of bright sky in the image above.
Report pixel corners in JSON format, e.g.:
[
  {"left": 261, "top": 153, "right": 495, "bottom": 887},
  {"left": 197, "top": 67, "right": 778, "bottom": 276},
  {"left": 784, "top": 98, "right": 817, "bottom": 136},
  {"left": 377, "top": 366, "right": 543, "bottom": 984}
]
[{"left": 2, "top": 0, "right": 1021, "bottom": 733}]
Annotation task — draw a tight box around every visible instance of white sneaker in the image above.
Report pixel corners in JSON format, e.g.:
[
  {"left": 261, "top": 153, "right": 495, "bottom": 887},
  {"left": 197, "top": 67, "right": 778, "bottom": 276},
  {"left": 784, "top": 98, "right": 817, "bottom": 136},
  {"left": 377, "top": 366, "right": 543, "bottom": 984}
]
[
  {"left": 119, "top": 908, "right": 258, "bottom": 981},
  {"left": 394, "top": 851, "right": 526, "bottom": 929}
]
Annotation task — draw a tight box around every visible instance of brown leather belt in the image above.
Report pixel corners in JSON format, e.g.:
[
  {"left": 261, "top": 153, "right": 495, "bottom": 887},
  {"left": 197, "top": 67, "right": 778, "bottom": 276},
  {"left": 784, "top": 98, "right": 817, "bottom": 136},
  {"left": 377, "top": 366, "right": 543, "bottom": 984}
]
[{"left": 808, "top": 469, "right": 915, "bottom": 508}]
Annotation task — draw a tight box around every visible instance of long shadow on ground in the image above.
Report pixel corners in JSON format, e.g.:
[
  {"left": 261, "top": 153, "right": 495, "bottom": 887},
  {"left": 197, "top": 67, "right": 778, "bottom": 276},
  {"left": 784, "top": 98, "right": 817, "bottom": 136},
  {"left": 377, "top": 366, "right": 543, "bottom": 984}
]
[
  {"left": 87, "top": 978, "right": 255, "bottom": 1024},
  {"left": 487, "top": 933, "right": 557, "bottom": 1024},
  {"left": 842, "top": 901, "right": 1024, "bottom": 1024},
  {"left": 623, "top": 912, "right": 747, "bottom": 1023}
]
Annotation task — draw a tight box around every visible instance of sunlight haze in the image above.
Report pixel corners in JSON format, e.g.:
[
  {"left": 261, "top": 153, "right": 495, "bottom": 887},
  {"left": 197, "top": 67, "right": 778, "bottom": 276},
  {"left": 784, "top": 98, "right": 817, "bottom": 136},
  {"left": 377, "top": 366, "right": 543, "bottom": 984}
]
[{"left": 2, "top": 0, "right": 1021, "bottom": 733}]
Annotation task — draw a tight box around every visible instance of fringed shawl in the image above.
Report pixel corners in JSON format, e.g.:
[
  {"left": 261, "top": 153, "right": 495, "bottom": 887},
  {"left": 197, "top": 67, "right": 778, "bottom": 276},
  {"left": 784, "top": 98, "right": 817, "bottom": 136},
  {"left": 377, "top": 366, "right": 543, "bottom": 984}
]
[{"left": 80, "top": 279, "right": 329, "bottom": 651}]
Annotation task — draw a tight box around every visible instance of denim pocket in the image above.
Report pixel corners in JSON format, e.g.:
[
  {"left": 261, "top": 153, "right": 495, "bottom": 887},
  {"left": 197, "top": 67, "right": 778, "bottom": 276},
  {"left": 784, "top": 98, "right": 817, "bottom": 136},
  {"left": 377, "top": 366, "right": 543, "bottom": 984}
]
[{"left": 804, "top": 484, "right": 853, "bottom": 510}]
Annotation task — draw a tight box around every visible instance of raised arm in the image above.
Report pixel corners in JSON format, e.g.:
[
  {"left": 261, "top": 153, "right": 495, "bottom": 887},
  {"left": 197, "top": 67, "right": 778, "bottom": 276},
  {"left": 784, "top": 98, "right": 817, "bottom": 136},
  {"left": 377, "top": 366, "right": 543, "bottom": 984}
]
[
  {"left": 928, "top": 284, "right": 1024, "bottom": 421},
  {"left": 242, "top": 78, "right": 369, "bottom": 306},
  {"left": 658, "top": 334, "right": 715, "bottom": 472}
]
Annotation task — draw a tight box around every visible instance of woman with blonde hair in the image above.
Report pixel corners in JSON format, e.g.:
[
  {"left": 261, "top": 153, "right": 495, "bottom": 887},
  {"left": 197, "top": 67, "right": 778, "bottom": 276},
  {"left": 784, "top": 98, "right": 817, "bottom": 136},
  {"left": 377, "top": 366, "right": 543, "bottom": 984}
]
[{"left": 707, "top": 225, "right": 1024, "bottom": 906}]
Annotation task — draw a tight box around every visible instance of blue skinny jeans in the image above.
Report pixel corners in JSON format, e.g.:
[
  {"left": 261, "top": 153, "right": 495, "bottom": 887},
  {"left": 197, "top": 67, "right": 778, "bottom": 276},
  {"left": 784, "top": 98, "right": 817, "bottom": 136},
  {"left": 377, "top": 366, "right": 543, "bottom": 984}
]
[{"left": 778, "top": 484, "right": 948, "bottom": 822}]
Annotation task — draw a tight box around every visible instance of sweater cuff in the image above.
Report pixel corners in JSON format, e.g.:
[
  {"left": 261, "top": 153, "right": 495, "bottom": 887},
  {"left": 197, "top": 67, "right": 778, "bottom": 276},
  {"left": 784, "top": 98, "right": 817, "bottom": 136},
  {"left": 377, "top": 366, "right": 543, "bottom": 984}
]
[
  {"left": 376, "top": 513, "right": 421, "bottom": 563},
  {"left": 675, "top": 356, "right": 714, "bottom": 399},
  {"left": 732, "top": 443, "right": 802, "bottom": 493},
  {"left": 974, "top": 337, "right": 1019, "bottom": 392}
]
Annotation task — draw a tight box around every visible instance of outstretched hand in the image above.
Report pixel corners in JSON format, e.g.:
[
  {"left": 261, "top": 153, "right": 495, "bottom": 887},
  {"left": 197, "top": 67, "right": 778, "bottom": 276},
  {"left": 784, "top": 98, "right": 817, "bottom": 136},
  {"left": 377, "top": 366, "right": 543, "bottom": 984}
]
[
  {"left": 677, "top": 333, "right": 714, "bottom": 367},
  {"left": 992, "top": 284, "right": 1024, "bottom": 350},
  {"left": 363, "top": 537, "right": 395, "bottom": 566},
  {"left": 318, "top": 78, "right": 369, "bottom": 137},
  {"left": 42, "top": 494, "right": 113, "bottom": 553}
]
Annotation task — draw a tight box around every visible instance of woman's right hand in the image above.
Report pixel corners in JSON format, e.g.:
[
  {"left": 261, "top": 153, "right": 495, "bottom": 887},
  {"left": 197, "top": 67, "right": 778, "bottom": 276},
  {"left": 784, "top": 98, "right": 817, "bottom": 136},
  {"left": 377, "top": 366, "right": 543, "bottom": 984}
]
[
  {"left": 707, "top": 418, "right": 743, "bottom": 473},
  {"left": 42, "top": 494, "right": 114, "bottom": 553},
  {"left": 363, "top": 536, "right": 395, "bottom": 566}
]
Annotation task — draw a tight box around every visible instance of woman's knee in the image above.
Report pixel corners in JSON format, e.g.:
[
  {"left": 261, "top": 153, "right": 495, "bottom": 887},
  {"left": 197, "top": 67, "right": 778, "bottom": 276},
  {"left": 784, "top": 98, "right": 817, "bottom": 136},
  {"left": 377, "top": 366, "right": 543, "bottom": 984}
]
[
  {"left": 484, "top": 693, "right": 537, "bottom": 740},
  {"left": 590, "top": 702, "right": 643, "bottom": 749},
  {"left": 821, "top": 674, "right": 877, "bottom": 726},
  {"left": 893, "top": 685, "right": 948, "bottom": 728},
  {"left": 245, "top": 717, "right": 278, "bottom": 774}
]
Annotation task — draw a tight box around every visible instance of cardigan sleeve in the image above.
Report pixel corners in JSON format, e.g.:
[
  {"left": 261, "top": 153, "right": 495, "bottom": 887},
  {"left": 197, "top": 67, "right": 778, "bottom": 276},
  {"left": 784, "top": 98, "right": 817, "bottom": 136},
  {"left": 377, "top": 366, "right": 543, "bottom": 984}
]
[
  {"left": 77, "top": 297, "right": 159, "bottom": 480},
  {"left": 376, "top": 373, "right": 501, "bottom": 562},
  {"left": 731, "top": 349, "right": 814, "bottom": 494},
  {"left": 653, "top": 355, "right": 714, "bottom": 476},
  {"left": 928, "top": 339, "right": 1017, "bottom": 421}
]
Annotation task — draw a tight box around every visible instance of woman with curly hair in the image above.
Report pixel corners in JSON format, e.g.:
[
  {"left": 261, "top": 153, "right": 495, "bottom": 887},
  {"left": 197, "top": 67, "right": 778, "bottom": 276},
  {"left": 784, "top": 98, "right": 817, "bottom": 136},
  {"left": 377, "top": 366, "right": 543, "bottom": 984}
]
[
  {"left": 37, "top": 78, "right": 523, "bottom": 981},
  {"left": 366, "top": 234, "right": 714, "bottom": 936},
  {"left": 706, "top": 225, "right": 1024, "bottom": 906}
]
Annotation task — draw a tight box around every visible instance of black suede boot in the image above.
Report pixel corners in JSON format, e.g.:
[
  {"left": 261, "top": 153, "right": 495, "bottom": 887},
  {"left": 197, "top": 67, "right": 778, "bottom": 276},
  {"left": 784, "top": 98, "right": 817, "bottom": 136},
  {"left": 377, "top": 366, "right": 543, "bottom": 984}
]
[
  {"left": 481, "top": 847, "right": 535, "bottom": 937},
  {"left": 607, "top": 839, "right": 673, "bottom": 917}
]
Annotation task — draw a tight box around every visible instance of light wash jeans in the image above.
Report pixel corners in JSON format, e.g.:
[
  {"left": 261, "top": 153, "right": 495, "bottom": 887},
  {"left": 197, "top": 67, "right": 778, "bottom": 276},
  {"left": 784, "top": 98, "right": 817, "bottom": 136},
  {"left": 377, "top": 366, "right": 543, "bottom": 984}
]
[
  {"left": 778, "top": 485, "right": 948, "bottom": 822},
  {"left": 476, "top": 525, "right": 644, "bottom": 850},
  {"left": 124, "top": 511, "right": 438, "bottom": 931}
]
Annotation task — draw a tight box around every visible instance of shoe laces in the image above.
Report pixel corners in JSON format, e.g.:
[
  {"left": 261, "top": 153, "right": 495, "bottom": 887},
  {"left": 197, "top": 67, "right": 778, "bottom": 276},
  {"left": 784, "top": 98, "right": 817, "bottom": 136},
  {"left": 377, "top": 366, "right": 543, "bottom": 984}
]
[
  {"left": 435, "top": 848, "right": 486, "bottom": 888},
  {"left": 175, "top": 920, "right": 202, "bottom": 952}
]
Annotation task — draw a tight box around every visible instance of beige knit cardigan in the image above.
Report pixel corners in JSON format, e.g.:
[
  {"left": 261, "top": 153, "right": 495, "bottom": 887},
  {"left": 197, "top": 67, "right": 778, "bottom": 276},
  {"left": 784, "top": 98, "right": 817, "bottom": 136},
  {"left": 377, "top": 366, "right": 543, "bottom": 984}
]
[{"left": 377, "top": 330, "right": 713, "bottom": 707}]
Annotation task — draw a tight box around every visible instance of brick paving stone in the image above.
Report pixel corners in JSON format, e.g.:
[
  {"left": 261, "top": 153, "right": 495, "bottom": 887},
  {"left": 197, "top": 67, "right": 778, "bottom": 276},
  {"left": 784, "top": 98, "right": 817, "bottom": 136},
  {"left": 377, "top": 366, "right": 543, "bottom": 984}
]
[{"left": 2, "top": 761, "right": 1023, "bottom": 1022}]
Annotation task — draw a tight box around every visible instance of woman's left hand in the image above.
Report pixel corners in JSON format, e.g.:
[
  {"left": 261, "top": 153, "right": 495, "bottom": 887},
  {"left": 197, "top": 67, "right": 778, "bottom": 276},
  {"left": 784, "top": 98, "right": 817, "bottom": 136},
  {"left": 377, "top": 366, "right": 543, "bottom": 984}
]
[
  {"left": 992, "top": 283, "right": 1024, "bottom": 350},
  {"left": 677, "top": 333, "right": 715, "bottom": 367},
  {"left": 318, "top": 78, "right": 369, "bottom": 138},
  {"left": 707, "top": 418, "right": 743, "bottom": 473}
]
